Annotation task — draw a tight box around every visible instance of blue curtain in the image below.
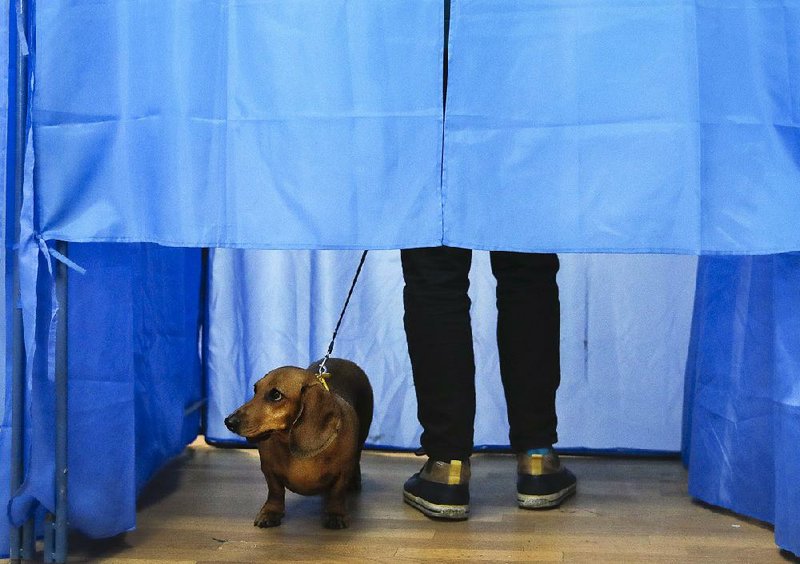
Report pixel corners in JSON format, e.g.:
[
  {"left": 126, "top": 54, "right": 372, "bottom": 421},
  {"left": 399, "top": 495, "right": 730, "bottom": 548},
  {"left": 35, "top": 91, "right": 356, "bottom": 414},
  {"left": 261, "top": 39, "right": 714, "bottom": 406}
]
[
  {"left": 2, "top": 244, "right": 202, "bottom": 554},
  {"left": 0, "top": 0, "right": 11, "bottom": 552},
  {"left": 33, "top": 0, "right": 444, "bottom": 249},
  {"left": 31, "top": 0, "right": 800, "bottom": 253},
  {"left": 443, "top": 0, "right": 800, "bottom": 253},
  {"left": 206, "top": 251, "right": 696, "bottom": 454},
  {"left": 684, "top": 254, "right": 800, "bottom": 557}
]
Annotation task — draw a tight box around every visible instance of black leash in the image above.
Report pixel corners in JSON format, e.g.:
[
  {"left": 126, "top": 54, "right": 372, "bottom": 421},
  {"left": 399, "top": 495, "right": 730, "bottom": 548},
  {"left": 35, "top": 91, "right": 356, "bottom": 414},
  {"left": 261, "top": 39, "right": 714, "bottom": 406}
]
[{"left": 316, "top": 250, "right": 369, "bottom": 380}]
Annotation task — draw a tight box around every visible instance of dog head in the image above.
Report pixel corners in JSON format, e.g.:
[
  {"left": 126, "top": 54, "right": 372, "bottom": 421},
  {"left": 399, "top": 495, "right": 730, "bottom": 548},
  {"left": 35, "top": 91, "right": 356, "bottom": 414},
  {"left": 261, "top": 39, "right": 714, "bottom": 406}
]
[{"left": 224, "top": 366, "right": 340, "bottom": 456}]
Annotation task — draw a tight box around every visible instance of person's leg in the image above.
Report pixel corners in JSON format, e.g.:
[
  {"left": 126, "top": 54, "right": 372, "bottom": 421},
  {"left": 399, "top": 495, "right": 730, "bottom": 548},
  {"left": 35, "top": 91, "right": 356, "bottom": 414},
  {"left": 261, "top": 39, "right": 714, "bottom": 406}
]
[
  {"left": 401, "top": 246, "right": 475, "bottom": 461},
  {"left": 401, "top": 246, "right": 473, "bottom": 520},
  {"left": 490, "top": 251, "right": 576, "bottom": 509},
  {"left": 490, "top": 251, "right": 560, "bottom": 450}
]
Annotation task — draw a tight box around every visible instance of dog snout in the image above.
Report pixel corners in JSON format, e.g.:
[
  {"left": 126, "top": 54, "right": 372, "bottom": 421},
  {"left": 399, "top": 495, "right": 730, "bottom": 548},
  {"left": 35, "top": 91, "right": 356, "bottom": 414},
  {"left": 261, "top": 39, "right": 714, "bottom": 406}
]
[{"left": 224, "top": 412, "right": 241, "bottom": 433}]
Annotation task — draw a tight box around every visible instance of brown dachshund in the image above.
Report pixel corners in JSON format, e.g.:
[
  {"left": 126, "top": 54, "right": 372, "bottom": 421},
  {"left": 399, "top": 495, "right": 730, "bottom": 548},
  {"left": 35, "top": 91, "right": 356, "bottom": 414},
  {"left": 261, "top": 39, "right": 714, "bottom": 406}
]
[{"left": 224, "top": 358, "right": 373, "bottom": 529}]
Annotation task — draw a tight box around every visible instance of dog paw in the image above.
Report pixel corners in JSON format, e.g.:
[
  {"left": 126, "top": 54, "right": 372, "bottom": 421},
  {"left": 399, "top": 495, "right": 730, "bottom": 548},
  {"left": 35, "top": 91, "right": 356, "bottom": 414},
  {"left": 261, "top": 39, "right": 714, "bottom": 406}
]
[
  {"left": 254, "top": 512, "right": 284, "bottom": 528},
  {"left": 322, "top": 513, "right": 348, "bottom": 530}
]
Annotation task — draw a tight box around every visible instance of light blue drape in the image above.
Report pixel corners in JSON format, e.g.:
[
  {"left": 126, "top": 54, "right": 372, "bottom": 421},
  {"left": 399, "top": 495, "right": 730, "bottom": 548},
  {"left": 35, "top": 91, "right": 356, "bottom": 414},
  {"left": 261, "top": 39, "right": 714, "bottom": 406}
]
[
  {"left": 33, "top": 0, "right": 444, "bottom": 249},
  {"left": 206, "top": 251, "right": 696, "bottom": 453},
  {"left": 32, "top": 0, "right": 800, "bottom": 253},
  {"left": 443, "top": 0, "right": 800, "bottom": 253}
]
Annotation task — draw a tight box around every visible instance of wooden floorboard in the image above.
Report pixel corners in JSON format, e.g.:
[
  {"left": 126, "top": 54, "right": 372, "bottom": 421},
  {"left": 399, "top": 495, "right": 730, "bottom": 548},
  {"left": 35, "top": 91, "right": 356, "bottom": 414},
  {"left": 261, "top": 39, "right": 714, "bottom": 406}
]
[{"left": 21, "top": 439, "right": 796, "bottom": 563}]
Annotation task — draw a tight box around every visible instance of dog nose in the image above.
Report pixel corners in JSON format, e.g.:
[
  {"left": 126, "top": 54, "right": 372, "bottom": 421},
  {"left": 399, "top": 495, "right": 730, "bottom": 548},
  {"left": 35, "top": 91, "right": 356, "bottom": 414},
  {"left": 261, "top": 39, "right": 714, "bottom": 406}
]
[{"left": 224, "top": 413, "right": 241, "bottom": 433}]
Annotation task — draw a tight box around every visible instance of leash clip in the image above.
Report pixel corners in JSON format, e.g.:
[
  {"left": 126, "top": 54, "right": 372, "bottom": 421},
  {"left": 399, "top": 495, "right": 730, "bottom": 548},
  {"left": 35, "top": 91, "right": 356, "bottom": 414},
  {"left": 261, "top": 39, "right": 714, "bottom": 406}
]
[
  {"left": 315, "top": 371, "right": 331, "bottom": 392},
  {"left": 316, "top": 356, "right": 331, "bottom": 391}
]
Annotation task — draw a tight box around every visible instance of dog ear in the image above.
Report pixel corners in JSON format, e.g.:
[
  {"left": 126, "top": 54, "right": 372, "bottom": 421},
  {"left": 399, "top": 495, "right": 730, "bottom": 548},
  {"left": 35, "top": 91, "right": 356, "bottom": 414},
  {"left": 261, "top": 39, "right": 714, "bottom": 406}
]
[{"left": 289, "top": 382, "right": 340, "bottom": 458}]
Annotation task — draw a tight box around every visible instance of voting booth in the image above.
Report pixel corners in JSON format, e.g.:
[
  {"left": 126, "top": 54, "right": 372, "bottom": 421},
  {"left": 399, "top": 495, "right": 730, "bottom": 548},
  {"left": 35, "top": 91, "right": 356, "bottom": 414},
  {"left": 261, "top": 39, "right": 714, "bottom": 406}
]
[{"left": 2, "top": 1, "right": 799, "bottom": 559}]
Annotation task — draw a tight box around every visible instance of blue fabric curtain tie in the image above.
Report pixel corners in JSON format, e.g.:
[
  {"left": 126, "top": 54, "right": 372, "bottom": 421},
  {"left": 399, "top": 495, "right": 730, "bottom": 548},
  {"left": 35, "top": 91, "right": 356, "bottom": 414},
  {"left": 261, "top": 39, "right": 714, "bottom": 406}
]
[{"left": 39, "top": 237, "right": 87, "bottom": 275}]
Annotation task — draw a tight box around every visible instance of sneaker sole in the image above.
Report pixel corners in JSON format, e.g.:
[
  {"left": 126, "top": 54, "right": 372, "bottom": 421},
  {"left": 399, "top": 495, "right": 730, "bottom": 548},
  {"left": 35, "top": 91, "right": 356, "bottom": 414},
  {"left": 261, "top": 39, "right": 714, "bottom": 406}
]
[
  {"left": 403, "top": 490, "right": 470, "bottom": 520},
  {"left": 517, "top": 482, "right": 576, "bottom": 509}
]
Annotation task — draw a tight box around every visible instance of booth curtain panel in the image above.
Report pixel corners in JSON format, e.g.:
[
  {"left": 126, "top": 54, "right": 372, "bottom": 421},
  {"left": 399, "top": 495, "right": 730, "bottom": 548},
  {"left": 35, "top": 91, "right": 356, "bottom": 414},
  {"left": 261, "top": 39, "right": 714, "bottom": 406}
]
[
  {"left": 31, "top": 0, "right": 800, "bottom": 253},
  {"left": 205, "top": 250, "right": 696, "bottom": 454},
  {"left": 33, "top": 0, "right": 444, "bottom": 250},
  {"left": 684, "top": 254, "right": 800, "bottom": 557},
  {"left": 443, "top": 0, "right": 800, "bottom": 254},
  {"left": 2, "top": 244, "right": 203, "bottom": 555},
  {"left": 1, "top": 0, "right": 12, "bottom": 553}
]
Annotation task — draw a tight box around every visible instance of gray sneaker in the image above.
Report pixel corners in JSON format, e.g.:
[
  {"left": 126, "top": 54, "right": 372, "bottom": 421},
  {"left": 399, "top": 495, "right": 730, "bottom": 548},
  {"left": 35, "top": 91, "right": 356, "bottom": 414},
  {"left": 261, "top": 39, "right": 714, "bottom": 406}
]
[
  {"left": 516, "top": 451, "right": 576, "bottom": 509},
  {"left": 403, "top": 459, "right": 470, "bottom": 520}
]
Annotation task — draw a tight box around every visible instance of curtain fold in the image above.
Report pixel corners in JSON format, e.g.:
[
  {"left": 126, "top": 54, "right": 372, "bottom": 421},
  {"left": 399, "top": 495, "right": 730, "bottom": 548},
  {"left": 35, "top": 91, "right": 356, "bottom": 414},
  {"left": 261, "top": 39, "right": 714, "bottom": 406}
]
[{"left": 1, "top": 0, "right": 11, "bottom": 555}]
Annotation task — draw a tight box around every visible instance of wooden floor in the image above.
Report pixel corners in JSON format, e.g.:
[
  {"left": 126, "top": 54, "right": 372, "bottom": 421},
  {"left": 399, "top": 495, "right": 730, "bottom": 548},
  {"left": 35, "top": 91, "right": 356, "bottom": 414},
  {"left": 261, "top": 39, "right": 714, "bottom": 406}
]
[{"left": 40, "top": 439, "right": 796, "bottom": 563}]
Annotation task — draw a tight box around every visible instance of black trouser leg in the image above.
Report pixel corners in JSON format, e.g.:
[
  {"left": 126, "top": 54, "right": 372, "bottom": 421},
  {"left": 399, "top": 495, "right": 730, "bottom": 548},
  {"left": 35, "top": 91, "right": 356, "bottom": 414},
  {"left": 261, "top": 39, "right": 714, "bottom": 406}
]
[
  {"left": 401, "top": 246, "right": 475, "bottom": 461},
  {"left": 490, "top": 251, "right": 561, "bottom": 451}
]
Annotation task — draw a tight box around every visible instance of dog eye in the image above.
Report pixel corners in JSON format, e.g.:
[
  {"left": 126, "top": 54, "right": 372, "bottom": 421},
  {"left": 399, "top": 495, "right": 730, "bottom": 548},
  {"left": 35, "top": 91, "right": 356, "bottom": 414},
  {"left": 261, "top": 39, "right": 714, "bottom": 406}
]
[{"left": 266, "top": 388, "right": 283, "bottom": 402}]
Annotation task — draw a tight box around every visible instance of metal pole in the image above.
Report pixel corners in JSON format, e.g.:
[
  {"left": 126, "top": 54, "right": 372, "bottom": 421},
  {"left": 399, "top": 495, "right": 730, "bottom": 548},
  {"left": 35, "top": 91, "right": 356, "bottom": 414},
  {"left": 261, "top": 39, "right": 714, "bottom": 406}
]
[
  {"left": 10, "top": 0, "right": 33, "bottom": 561},
  {"left": 43, "top": 512, "right": 54, "bottom": 560},
  {"left": 43, "top": 241, "right": 68, "bottom": 564},
  {"left": 52, "top": 241, "right": 69, "bottom": 563}
]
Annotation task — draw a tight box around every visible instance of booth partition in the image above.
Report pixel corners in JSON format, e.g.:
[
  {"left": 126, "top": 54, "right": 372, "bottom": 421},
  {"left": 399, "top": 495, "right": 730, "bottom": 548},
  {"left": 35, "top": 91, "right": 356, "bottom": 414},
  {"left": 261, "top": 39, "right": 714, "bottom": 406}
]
[{"left": 2, "top": 0, "right": 799, "bottom": 560}]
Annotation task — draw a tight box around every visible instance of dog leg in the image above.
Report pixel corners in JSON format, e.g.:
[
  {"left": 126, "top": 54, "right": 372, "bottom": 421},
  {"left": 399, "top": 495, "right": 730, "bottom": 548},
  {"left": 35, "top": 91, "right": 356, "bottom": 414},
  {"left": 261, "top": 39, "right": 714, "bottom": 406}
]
[
  {"left": 322, "top": 475, "right": 350, "bottom": 529},
  {"left": 348, "top": 459, "right": 362, "bottom": 492},
  {"left": 254, "top": 474, "right": 286, "bottom": 528}
]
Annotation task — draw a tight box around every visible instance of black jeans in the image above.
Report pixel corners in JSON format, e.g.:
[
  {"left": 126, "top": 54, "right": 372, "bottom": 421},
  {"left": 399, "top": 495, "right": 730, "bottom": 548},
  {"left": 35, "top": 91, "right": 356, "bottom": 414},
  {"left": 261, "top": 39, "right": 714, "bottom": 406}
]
[{"left": 401, "top": 247, "right": 561, "bottom": 461}]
